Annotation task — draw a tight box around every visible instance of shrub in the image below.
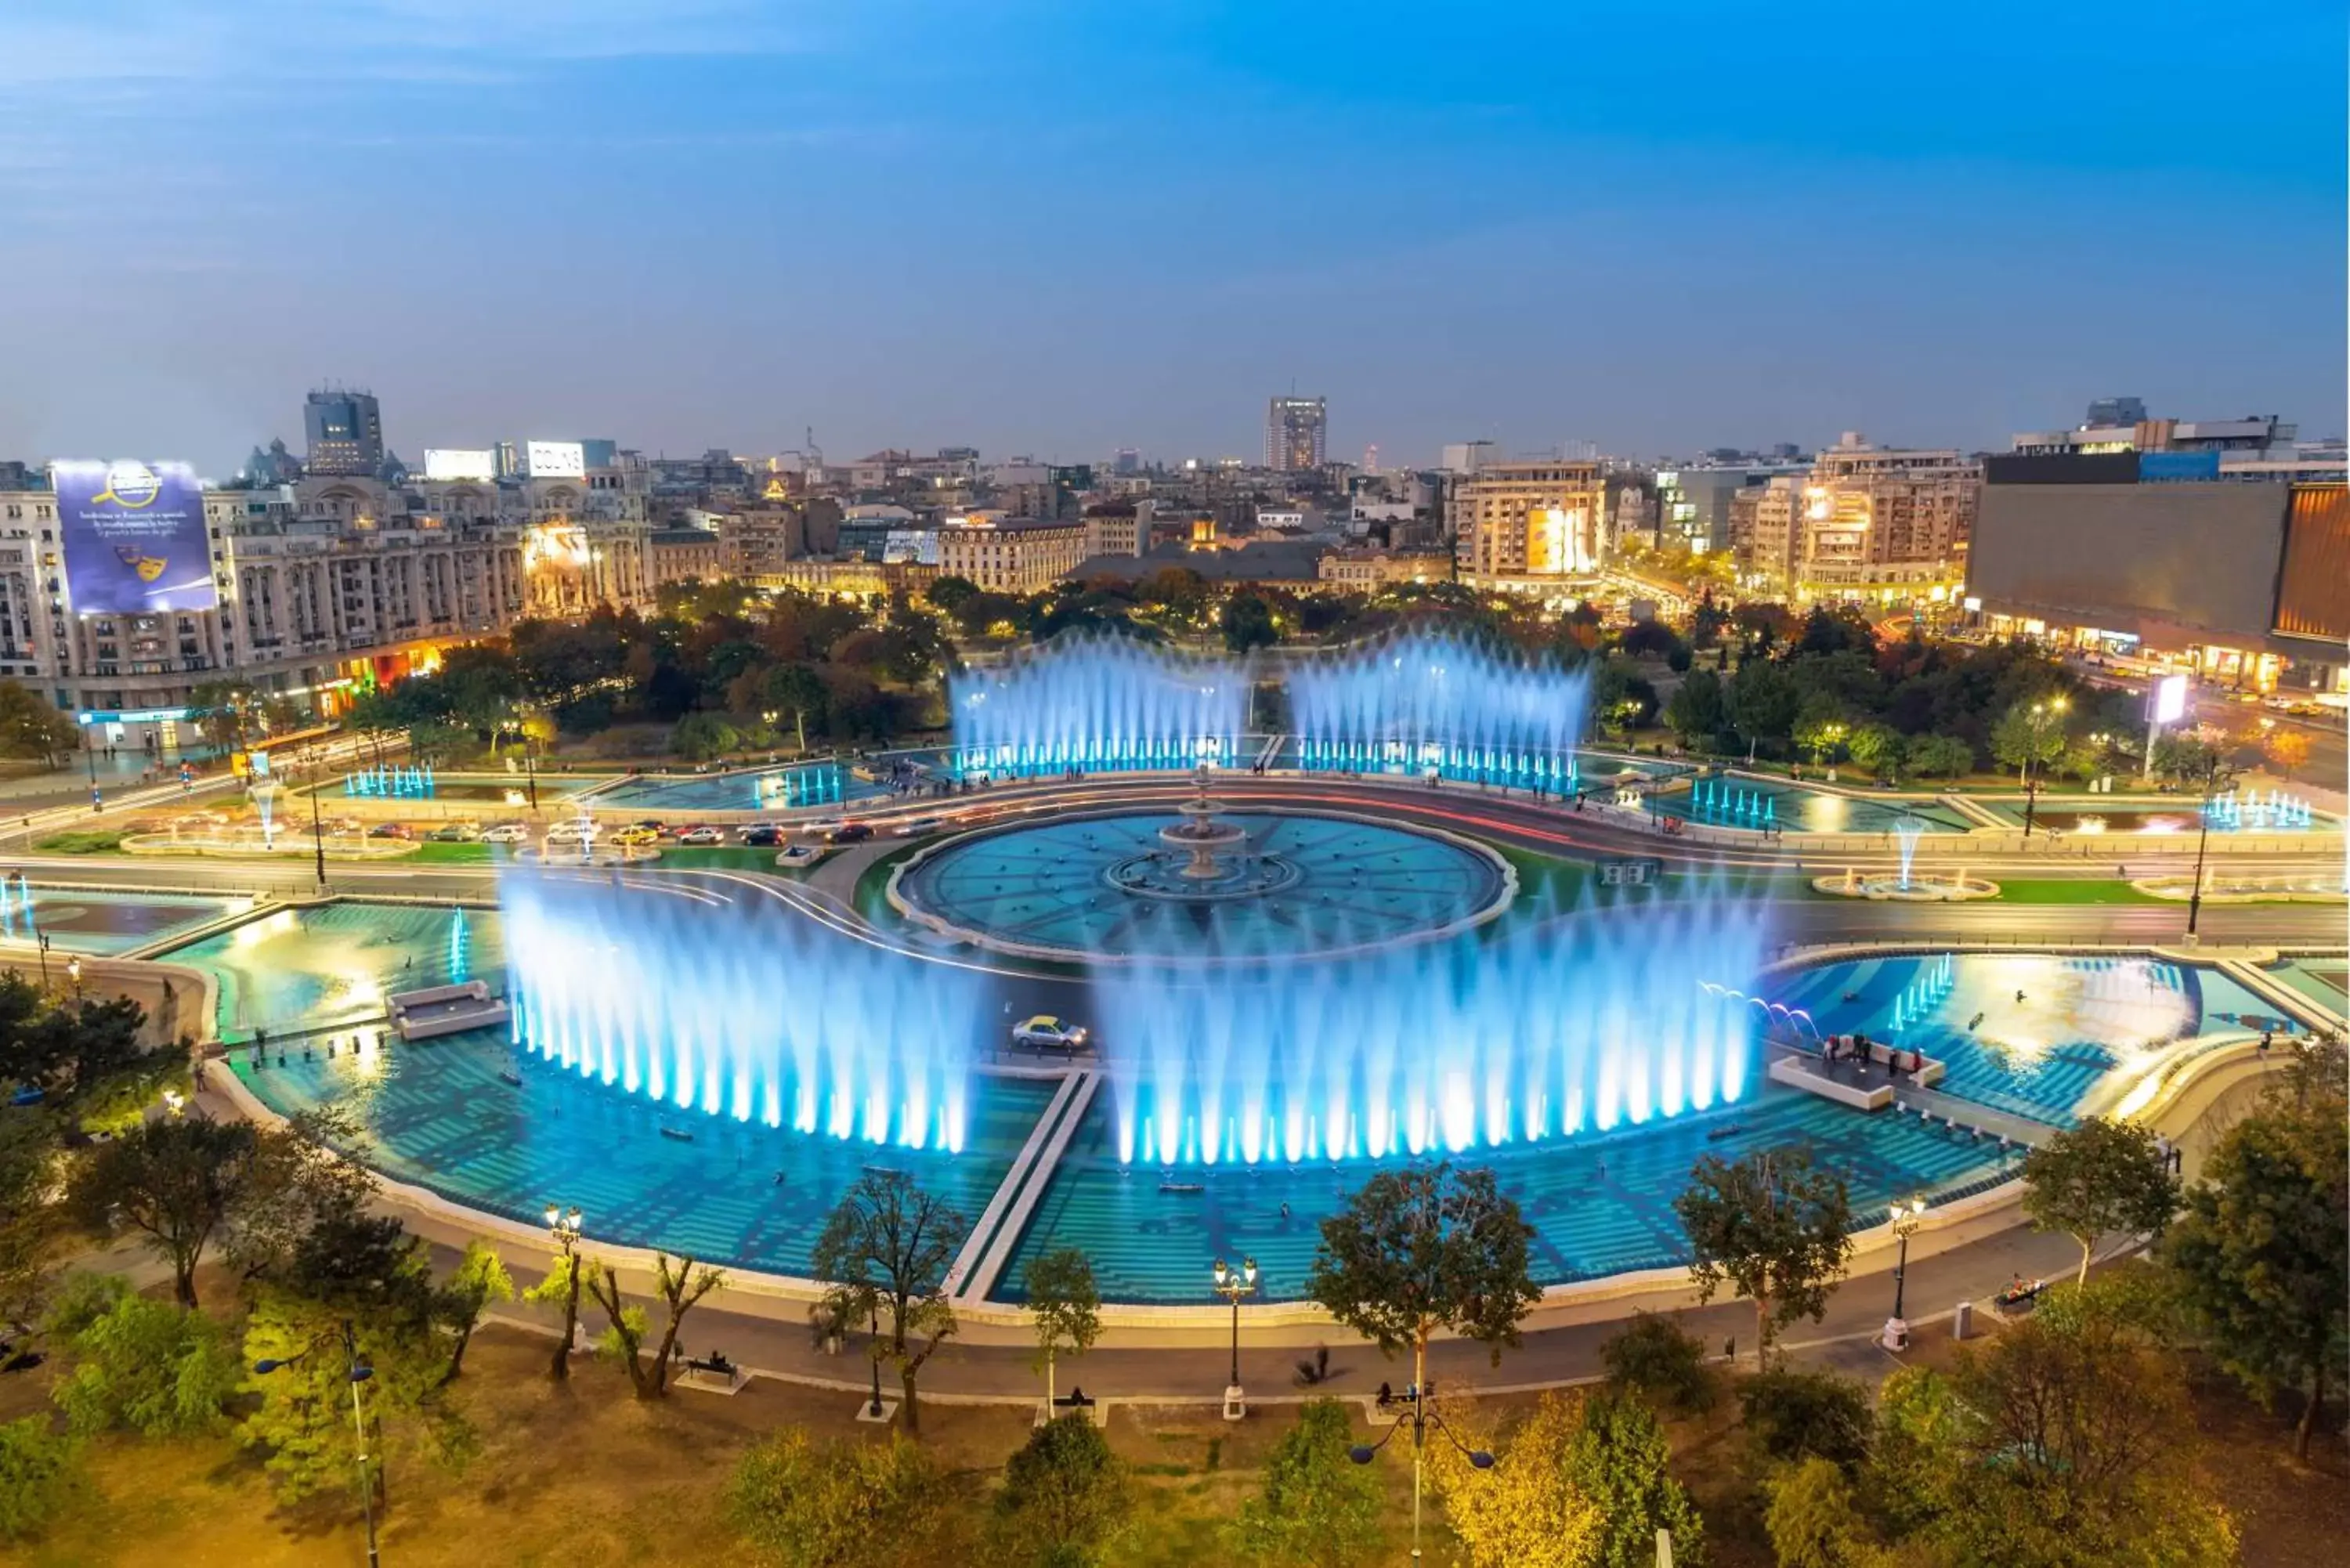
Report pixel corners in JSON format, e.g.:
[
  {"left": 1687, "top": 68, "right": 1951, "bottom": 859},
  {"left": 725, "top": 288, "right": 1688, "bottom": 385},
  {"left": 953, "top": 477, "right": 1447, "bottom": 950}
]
[
  {"left": 1600, "top": 1311, "right": 1716, "bottom": 1416},
  {"left": 47, "top": 1274, "right": 239, "bottom": 1438},
  {"left": 0, "top": 1417, "right": 82, "bottom": 1544},
  {"left": 1739, "top": 1368, "right": 1873, "bottom": 1469},
  {"left": 727, "top": 1429, "right": 954, "bottom": 1568},
  {"left": 989, "top": 1414, "right": 1130, "bottom": 1566}
]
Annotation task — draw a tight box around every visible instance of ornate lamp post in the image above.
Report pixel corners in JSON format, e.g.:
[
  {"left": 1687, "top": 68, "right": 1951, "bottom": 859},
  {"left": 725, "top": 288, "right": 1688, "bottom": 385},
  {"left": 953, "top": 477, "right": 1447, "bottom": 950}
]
[
  {"left": 65, "top": 956, "right": 82, "bottom": 1000},
  {"left": 2019, "top": 695, "right": 2067, "bottom": 839},
  {"left": 2186, "top": 750, "right": 2232, "bottom": 940},
  {"left": 1879, "top": 1196, "right": 1926, "bottom": 1351},
  {"left": 1350, "top": 1379, "right": 1496, "bottom": 1563},
  {"left": 1211, "top": 1256, "right": 1258, "bottom": 1414},
  {"left": 255, "top": 1320, "right": 381, "bottom": 1567}
]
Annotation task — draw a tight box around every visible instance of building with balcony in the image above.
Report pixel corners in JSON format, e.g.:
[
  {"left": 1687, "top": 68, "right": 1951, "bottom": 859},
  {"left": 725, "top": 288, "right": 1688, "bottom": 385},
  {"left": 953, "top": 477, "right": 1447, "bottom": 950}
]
[
  {"left": 1448, "top": 459, "right": 1605, "bottom": 586},
  {"left": 938, "top": 518, "right": 1086, "bottom": 594}
]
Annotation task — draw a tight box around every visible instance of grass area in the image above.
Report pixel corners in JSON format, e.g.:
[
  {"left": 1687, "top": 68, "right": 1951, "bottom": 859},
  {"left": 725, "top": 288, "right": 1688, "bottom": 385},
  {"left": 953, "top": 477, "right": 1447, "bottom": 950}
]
[
  {"left": 409, "top": 842, "right": 497, "bottom": 865},
  {"left": 1991, "top": 877, "right": 2173, "bottom": 905},
  {"left": 655, "top": 845, "right": 801, "bottom": 873},
  {"left": 31, "top": 829, "right": 127, "bottom": 854}
]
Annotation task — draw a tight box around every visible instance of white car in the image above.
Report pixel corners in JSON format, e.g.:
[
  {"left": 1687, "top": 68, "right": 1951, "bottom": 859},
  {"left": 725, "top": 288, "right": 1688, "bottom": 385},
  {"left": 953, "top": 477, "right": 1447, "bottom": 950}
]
[
  {"left": 481, "top": 822, "right": 531, "bottom": 844},
  {"left": 1010, "top": 1015, "right": 1090, "bottom": 1052},
  {"left": 544, "top": 819, "right": 602, "bottom": 845},
  {"left": 892, "top": 816, "right": 946, "bottom": 838},
  {"left": 675, "top": 826, "right": 725, "bottom": 846}
]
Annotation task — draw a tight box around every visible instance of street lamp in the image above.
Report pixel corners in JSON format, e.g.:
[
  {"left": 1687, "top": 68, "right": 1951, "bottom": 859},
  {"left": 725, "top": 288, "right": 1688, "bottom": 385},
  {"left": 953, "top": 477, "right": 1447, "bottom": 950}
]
[
  {"left": 544, "top": 1204, "right": 586, "bottom": 1380},
  {"left": 1349, "top": 1379, "right": 1496, "bottom": 1563},
  {"left": 2019, "top": 696, "right": 2068, "bottom": 840},
  {"left": 65, "top": 956, "right": 82, "bottom": 1000},
  {"left": 34, "top": 931, "right": 51, "bottom": 992},
  {"left": 254, "top": 1319, "right": 381, "bottom": 1568},
  {"left": 2186, "top": 750, "right": 2232, "bottom": 941},
  {"left": 1879, "top": 1196, "right": 1926, "bottom": 1351},
  {"left": 1210, "top": 1257, "right": 1258, "bottom": 1404}
]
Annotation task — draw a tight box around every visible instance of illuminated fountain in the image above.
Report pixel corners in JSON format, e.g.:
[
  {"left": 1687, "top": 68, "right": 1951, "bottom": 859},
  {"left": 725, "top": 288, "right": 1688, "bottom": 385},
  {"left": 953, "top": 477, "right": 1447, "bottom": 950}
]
[
  {"left": 2204, "top": 789, "right": 2314, "bottom": 830},
  {"left": 345, "top": 763, "right": 436, "bottom": 798},
  {"left": 501, "top": 875, "right": 982, "bottom": 1151},
  {"left": 949, "top": 632, "right": 1249, "bottom": 778},
  {"left": 1684, "top": 775, "right": 1777, "bottom": 829},
  {"left": 1094, "top": 880, "right": 1770, "bottom": 1166},
  {"left": 1820, "top": 811, "right": 1998, "bottom": 901},
  {"left": 0, "top": 874, "right": 34, "bottom": 938},
  {"left": 1287, "top": 628, "right": 1589, "bottom": 788}
]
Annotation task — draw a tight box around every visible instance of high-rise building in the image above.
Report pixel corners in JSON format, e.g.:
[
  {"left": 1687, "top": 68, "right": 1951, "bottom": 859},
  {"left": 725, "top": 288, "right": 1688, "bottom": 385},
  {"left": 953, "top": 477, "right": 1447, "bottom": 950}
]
[
  {"left": 1732, "top": 433, "right": 1979, "bottom": 604},
  {"left": 2085, "top": 396, "right": 2147, "bottom": 427},
  {"left": 1266, "top": 396, "right": 1327, "bottom": 472},
  {"left": 302, "top": 388, "right": 385, "bottom": 477}
]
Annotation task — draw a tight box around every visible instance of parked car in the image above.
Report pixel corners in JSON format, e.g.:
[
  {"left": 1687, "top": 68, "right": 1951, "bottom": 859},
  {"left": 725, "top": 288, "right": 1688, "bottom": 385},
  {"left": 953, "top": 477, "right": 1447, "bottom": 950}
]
[
  {"left": 612, "top": 826, "right": 661, "bottom": 847},
  {"left": 776, "top": 844, "right": 823, "bottom": 868},
  {"left": 826, "top": 822, "right": 875, "bottom": 844},
  {"left": 1010, "top": 1015, "right": 1090, "bottom": 1052},
  {"left": 632, "top": 818, "right": 667, "bottom": 833},
  {"left": 426, "top": 822, "right": 482, "bottom": 843},
  {"left": 675, "top": 826, "right": 725, "bottom": 846},
  {"left": 482, "top": 823, "right": 531, "bottom": 844},
  {"left": 891, "top": 816, "right": 945, "bottom": 838},
  {"left": 367, "top": 822, "right": 414, "bottom": 840},
  {"left": 545, "top": 819, "right": 602, "bottom": 845},
  {"left": 738, "top": 824, "right": 784, "bottom": 847}
]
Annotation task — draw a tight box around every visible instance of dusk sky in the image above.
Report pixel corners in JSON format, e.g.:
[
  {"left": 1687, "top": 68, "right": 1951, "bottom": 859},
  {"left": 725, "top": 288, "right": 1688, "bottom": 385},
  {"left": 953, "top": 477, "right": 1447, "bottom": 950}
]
[{"left": 2, "top": 0, "right": 2342, "bottom": 476}]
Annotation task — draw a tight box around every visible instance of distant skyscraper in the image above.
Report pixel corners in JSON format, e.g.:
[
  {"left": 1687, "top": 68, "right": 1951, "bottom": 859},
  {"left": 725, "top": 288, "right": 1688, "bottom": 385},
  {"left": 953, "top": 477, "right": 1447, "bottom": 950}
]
[
  {"left": 303, "top": 388, "right": 385, "bottom": 477},
  {"left": 2086, "top": 396, "right": 2147, "bottom": 427},
  {"left": 1266, "top": 396, "right": 1327, "bottom": 471},
  {"left": 1113, "top": 447, "right": 1142, "bottom": 475}
]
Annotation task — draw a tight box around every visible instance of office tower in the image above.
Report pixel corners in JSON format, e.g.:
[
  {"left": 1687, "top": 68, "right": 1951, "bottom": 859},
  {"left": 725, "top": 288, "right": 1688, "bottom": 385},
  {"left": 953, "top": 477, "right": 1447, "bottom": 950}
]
[
  {"left": 2086, "top": 396, "right": 2147, "bottom": 428},
  {"left": 302, "top": 388, "right": 385, "bottom": 477},
  {"left": 1266, "top": 396, "right": 1327, "bottom": 472}
]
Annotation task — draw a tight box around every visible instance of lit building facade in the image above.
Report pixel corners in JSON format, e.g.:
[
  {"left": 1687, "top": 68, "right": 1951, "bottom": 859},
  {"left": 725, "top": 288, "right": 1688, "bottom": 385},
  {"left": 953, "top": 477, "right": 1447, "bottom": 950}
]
[
  {"left": 1448, "top": 459, "right": 1605, "bottom": 585},
  {"left": 938, "top": 518, "right": 1086, "bottom": 593},
  {"left": 302, "top": 388, "right": 385, "bottom": 478},
  {"left": 1732, "top": 435, "right": 1979, "bottom": 605}
]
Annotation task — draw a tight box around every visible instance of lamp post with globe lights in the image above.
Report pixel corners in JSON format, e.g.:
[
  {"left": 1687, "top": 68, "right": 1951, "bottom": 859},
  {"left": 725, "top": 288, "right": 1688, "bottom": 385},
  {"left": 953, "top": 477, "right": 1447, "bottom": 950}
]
[
  {"left": 544, "top": 1204, "right": 587, "bottom": 1380},
  {"left": 1879, "top": 1196, "right": 1926, "bottom": 1351},
  {"left": 254, "top": 1319, "right": 381, "bottom": 1567},
  {"left": 1211, "top": 1256, "right": 1257, "bottom": 1415}
]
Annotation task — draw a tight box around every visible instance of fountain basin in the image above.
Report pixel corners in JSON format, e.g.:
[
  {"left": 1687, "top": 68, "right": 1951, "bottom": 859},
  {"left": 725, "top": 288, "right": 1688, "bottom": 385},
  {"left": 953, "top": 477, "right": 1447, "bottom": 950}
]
[{"left": 1812, "top": 873, "right": 2001, "bottom": 902}]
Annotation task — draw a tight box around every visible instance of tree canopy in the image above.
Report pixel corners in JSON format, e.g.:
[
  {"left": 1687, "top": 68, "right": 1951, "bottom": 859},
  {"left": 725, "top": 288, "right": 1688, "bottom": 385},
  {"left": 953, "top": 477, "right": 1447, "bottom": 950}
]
[{"left": 1307, "top": 1163, "right": 1540, "bottom": 1368}]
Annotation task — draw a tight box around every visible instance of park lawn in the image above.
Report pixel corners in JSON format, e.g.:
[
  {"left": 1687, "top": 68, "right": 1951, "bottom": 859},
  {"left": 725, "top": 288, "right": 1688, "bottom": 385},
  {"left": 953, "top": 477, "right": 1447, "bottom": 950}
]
[
  {"left": 653, "top": 845, "right": 798, "bottom": 873},
  {"left": 31, "top": 829, "right": 127, "bottom": 854},
  {"left": 410, "top": 841, "right": 495, "bottom": 865}
]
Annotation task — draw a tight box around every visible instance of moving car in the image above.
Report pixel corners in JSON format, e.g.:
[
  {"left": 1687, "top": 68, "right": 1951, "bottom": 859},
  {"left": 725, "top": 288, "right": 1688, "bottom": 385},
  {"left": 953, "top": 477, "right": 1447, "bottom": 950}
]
[
  {"left": 891, "top": 816, "right": 945, "bottom": 838},
  {"left": 425, "top": 822, "right": 482, "bottom": 843},
  {"left": 1010, "top": 1015, "right": 1090, "bottom": 1052},
  {"left": 482, "top": 823, "right": 530, "bottom": 844},
  {"left": 674, "top": 826, "right": 725, "bottom": 846},
  {"left": 737, "top": 824, "right": 784, "bottom": 847},
  {"left": 545, "top": 819, "right": 602, "bottom": 846},
  {"left": 612, "top": 826, "right": 661, "bottom": 847},
  {"left": 367, "top": 822, "right": 414, "bottom": 840},
  {"left": 826, "top": 823, "right": 875, "bottom": 844}
]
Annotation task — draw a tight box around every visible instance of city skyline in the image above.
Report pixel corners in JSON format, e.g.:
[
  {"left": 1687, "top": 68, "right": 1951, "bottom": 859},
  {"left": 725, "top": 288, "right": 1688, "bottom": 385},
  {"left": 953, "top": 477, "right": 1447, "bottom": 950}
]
[{"left": 1, "top": 2, "right": 2341, "bottom": 475}]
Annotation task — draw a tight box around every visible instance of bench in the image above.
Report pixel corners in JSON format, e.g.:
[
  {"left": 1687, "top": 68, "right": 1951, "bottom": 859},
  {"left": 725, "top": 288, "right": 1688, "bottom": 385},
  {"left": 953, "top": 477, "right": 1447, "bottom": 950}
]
[{"left": 676, "top": 1349, "right": 747, "bottom": 1394}]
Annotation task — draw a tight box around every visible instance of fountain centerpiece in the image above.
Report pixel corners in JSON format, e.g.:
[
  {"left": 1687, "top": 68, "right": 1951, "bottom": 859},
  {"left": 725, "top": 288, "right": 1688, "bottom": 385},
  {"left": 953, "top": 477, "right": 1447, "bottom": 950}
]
[{"left": 1161, "top": 770, "right": 1249, "bottom": 880}]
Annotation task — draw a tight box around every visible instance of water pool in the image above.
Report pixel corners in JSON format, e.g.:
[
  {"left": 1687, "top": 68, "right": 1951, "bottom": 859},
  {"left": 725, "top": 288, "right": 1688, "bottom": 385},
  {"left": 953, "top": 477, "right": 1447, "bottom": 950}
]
[
  {"left": 0, "top": 886, "right": 252, "bottom": 956},
  {"left": 164, "top": 901, "right": 499, "bottom": 1042},
  {"left": 1668, "top": 779, "right": 1976, "bottom": 836}
]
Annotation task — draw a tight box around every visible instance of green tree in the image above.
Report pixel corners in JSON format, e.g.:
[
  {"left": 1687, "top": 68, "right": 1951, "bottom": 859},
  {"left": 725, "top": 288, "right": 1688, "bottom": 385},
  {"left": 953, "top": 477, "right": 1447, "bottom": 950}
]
[
  {"left": 1672, "top": 1147, "right": 1853, "bottom": 1364},
  {"left": 990, "top": 1414, "right": 1130, "bottom": 1567},
  {"left": 1726, "top": 659, "right": 1799, "bottom": 745},
  {"left": 45, "top": 1274, "right": 239, "bottom": 1438},
  {"left": 727, "top": 1429, "right": 953, "bottom": 1568},
  {"left": 0, "top": 1107, "right": 60, "bottom": 1336},
  {"left": 762, "top": 663, "right": 831, "bottom": 754},
  {"left": 1764, "top": 1456, "right": 1888, "bottom": 1568},
  {"left": 1567, "top": 1393, "right": 1705, "bottom": 1568},
  {"left": 1662, "top": 670, "right": 1726, "bottom": 746},
  {"left": 1430, "top": 1390, "right": 1600, "bottom": 1568},
  {"left": 670, "top": 710, "right": 741, "bottom": 762},
  {"left": 1843, "top": 722, "right": 1904, "bottom": 782},
  {"left": 1990, "top": 696, "right": 2070, "bottom": 782},
  {"left": 0, "top": 679, "right": 78, "bottom": 764},
  {"left": 2161, "top": 1077, "right": 2348, "bottom": 1459},
  {"left": 812, "top": 1170, "right": 963, "bottom": 1436},
  {"left": 2020, "top": 1116, "right": 2178, "bottom": 1284},
  {"left": 1231, "top": 1398, "right": 1384, "bottom": 1566},
  {"left": 1902, "top": 732, "right": 1973, "bottom": 779},
  {"left": 1868, "top": 1280, "right": 2236, "bottom": 1566},
  {"left": 1308, "top": 1164, "right": 1541, "bottom": 1391},
  {"left": 1790, "top": 696, "right": 1849, "bottom": 766},
  {"left": 1737, "top": 1367, "right": 1874, "bottom": 1469},
  {"left": 67, "top": 1115, "right": 262, "bottom": 1307},
  {"left": 522, "top": 1226, "right": 590, "bottom": 1382},
  {"left": 582, "top": 1250, "right": 727, "bottom": 1399},
  {"left": 1023, "top": 1248, "right": 1101, "bottom": 1411},
  {"left": 926, "top": 575, "right": 982, "bottom": 615},
  {"left": 239, "top": 1212, "right": 469, "bottom": 1502},
  {"left": 2148, "top": 732, "right": 2221, "bottom": 785},
  {"left": 0, "top": 1416, "right": 82, "bottom": 1545},
  {"left": 216, "top": 1107, "right": 377, "bottom": 1286},
  {"left": 1599, "top": 1311, "right": 1715, "bottom": 1417},
  {"left": 436, "top": 1239, "right": 513, "bottom": 1386},
  {"left": 0, "top": 976, "right": 173, "bottom": 1133},
  {"left": 1220, "top": 591, "right": 1281, "bottom": 653}
]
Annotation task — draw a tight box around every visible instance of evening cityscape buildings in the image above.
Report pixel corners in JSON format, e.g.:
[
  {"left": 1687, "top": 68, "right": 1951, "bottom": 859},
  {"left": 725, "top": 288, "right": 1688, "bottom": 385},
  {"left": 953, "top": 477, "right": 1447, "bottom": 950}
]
[{"left": 1, "top": 386, "right": 2345, "bottom": 751}]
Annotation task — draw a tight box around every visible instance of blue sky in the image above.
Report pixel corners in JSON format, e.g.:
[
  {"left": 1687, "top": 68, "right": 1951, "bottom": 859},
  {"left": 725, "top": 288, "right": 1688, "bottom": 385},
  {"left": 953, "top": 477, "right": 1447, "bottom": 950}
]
[{"left": 2, "top": 1, "right": 2341, "bottom": 474}]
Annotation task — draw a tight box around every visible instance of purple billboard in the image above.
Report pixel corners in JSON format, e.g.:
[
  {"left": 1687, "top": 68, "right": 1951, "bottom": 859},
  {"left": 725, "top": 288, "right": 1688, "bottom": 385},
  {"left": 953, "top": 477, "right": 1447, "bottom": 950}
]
[{"left": 51, "top": 460, "right": 218, "bottom": 614}]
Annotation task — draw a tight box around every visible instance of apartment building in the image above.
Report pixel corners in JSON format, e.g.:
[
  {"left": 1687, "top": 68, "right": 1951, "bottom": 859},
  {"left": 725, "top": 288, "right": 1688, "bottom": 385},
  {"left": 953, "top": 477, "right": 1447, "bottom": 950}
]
[
  {"left": 1732, "top": 435, "right": 1979, "bottom": 604},
  {"left": 938, "top": 518, "right": 1086, "bottom": 594},
  {"left": 1447, "top": 459, "right": 1606, "bottom": 585}
]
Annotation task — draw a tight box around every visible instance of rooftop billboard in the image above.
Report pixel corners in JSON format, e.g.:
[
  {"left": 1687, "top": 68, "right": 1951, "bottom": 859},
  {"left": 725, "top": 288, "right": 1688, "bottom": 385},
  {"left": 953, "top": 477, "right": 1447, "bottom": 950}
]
[
  {"left": 526, "top": 440, "right": 586, "bottom": 479},
  {"left": 51, "top": 460, "right": 218, "bottom": 614},
  {"left": 424, "top": 448, "right": 498, "bottom": 482}
]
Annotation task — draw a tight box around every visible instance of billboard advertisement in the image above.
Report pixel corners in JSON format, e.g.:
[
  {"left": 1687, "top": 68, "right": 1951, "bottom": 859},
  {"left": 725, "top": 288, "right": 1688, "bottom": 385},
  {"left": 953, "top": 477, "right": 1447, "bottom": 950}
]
[
  {"left": 424, "top": 448, "right": 498, "bottom": 482},
  {"left": 526, "top": 440, "right": 585, "bottom": 479},
  {"left": 51, "top": 460, "right": 219, "bottom": 613},
  {"left": 2149, "top": 673, "right": 2189, "bottom": 725}
]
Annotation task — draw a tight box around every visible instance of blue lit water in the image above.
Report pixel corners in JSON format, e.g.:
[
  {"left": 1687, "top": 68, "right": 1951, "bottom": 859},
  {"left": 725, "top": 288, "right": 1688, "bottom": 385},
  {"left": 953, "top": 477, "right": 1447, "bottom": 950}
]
[
  {"left": 1976, "top": 795, "right": 2330, "bottom": 833},
  {"left": 1665, "top": 779, "right": 1976, "bottom": 835},
  {"left": 588, "top": 760, "right": 863, "bottom": 814},
  {"left": 895, "top": 811, "right": 1509, "bottom": 957},
  {"left": 0, "top": 886, "right": 250, "bottom": 956},
  {"left": 166, "top": 901, "right": 497, "bottom": 1042},
  {"left": 230, "top": 1029, "right": 1051, "bottom": 1277}
]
